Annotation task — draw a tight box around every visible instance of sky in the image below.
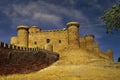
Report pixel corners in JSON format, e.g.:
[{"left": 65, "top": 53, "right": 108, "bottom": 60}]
[{"left": 0, "top": 0, "right": 120, "bottom": 61}]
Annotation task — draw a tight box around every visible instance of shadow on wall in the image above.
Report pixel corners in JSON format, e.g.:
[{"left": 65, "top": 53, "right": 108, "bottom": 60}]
[{"left": 0, "top": 42, "right": 59, "bottom": 75}]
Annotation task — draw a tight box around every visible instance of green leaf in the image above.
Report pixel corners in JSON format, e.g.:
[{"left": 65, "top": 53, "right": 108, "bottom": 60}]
[{"left": 101, "top": 1, "right": 120, "bottom": 33}]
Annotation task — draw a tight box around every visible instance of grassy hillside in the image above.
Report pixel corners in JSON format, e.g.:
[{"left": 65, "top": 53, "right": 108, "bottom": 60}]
[{"left": 0, "top": 48, "right": 120, "bottom": 80}]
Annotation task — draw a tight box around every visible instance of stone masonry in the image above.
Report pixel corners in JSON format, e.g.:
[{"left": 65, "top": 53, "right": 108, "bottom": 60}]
[{"left": 10, "top": 22, "right": 114, "bottom": 61}]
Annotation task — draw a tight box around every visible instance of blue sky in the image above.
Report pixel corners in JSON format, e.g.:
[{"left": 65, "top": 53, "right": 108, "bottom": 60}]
[{"left": 0, "top": 0, "right": 120, "bottom": 61}]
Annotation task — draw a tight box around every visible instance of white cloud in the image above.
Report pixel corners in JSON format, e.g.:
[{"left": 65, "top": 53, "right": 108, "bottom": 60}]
[{"left": 3, "top": 0, "right": 88, "bottom": 29}]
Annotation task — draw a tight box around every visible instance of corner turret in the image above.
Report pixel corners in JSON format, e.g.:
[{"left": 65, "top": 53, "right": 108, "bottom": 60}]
[
  {"left": 29, "top": 26, "right": 41, "bottom": 34},
  {"left": 10, "top": 36, "right": 18, "bottom": 45},
  {"left": 85, "top": 34, "right": 95, "bottom": 50},
  {"left": 67, "top": 22, "right": 80, "bottom": 48},
  {"left": 17, "top": 25, "right": 29, "bottom": 47},
  {"left": 67, "top": 22, "right": 79, "bottom": 28}
]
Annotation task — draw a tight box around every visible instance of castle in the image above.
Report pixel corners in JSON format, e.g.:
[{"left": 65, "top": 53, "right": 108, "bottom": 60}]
[{"left": 10, "top": 22, "right": 114, "bottom": 61}]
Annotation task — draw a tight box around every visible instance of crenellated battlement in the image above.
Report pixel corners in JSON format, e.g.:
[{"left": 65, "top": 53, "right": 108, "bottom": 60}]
[
  {"left": 0, "top": 41, "right": 50, "bottom": 52},
  {"left": 10, "top": 22, "right": 114, "bottom": 62},
  {"left": 41, "top": 29, "right": 66, "bottom": 32}
]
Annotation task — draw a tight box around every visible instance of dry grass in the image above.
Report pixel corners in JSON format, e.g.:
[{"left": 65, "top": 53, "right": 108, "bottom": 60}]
[
  {"left": 1, "top": 64, "right": 120, "bottom": 80},
  {"left": 0, "top": 48, "right": 120, "bottom": 80}
]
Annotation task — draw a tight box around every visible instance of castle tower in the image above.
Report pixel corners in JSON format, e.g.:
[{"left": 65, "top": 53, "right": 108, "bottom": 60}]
[
  {"left": 67, "top": 22, "right": 80, "bottom": 48},
  {"left": 85, "top": 35, "right": 94, "bottom": 50},
  {"left": 17, "top": 25, "right": 29, "bottom": 47},
  {"left": 28, "top": 26, "right": 40, "bottom": 48},
  {"left": 93, "top": 43, "right": 99, "bottom": 52},
  {"left": 79, "top": 37, "right": 86, "bottom": 48},
  {"left": 10, "top": 36, "right": 18, "bottom": 45},
  {"left": 29, "top": 26, "right": 41, "bottom": 34}
]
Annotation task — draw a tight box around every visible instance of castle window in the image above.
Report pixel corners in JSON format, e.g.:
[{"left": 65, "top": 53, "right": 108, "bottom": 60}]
[
  {"left": 59, "top": 40, "right": 61, "bottom": 43},
  {"left": 34, "top": 41, "right": 37, "bottom": 45},
  {"left": 46, "top": 39, "right": 50, "bottom": 43}
]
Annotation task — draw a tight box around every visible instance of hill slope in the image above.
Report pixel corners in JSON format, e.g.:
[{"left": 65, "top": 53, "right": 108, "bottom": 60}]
[
  {"left": 0, "top": 48, "right": 59, "bottom": 75},
  {"left": 0, "top": 48, "right": 120, "bottom": 80}
]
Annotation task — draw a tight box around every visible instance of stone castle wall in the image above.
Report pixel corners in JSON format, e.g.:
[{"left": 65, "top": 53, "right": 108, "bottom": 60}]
[
  {"left": 0, "top": 42, "right": 43, "bottom": 52},
  {"left": 29, "top": 29, "right": 68, "bottom": 52},
  {"left": 11, "top": 22, "right": 81, "bottom": 53},
  {"left": 10, "top": 22, "right": 114, "bottom": 61}
]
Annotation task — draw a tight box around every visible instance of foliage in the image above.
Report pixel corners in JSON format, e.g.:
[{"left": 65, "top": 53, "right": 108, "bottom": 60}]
[
  {"left": 101, "top": 1, "right": 120, "bottom": 33},
  {"left": 118, "top": 57, "right": 120, "bottom": 62}
]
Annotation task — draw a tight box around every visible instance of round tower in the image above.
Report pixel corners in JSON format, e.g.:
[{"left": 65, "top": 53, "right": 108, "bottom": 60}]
[
  {"left": 67, "top": 22, "right": 80, "bottom": 48},
  {"left": 28, "top": 26, "right": 40, "bottom": 48},
  {"left": 10, "top": 36, "right": 18, "bottom": 45},
  {"left": 85, "top": 34, "right": 94, "bottom": 45},
  {"left": 28, "top": 26, "right": 40, "bottom": 34},
  {"left": 17, "top": 25, "right": 29, "bottom": 47},
  {"left": 85, "top": 34, "right": 94, "bottom": 50}
]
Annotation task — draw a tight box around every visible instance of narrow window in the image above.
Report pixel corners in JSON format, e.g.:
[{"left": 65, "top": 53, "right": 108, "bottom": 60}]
[
  {"left": 59, "top": 40, "right": 61, "bottom": 43},
  {"left": 34, "top": 41, "right": 37, "bottom": 45},
  {"left": 46, "top": 39, "right": 50, "bottom": 43}
]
